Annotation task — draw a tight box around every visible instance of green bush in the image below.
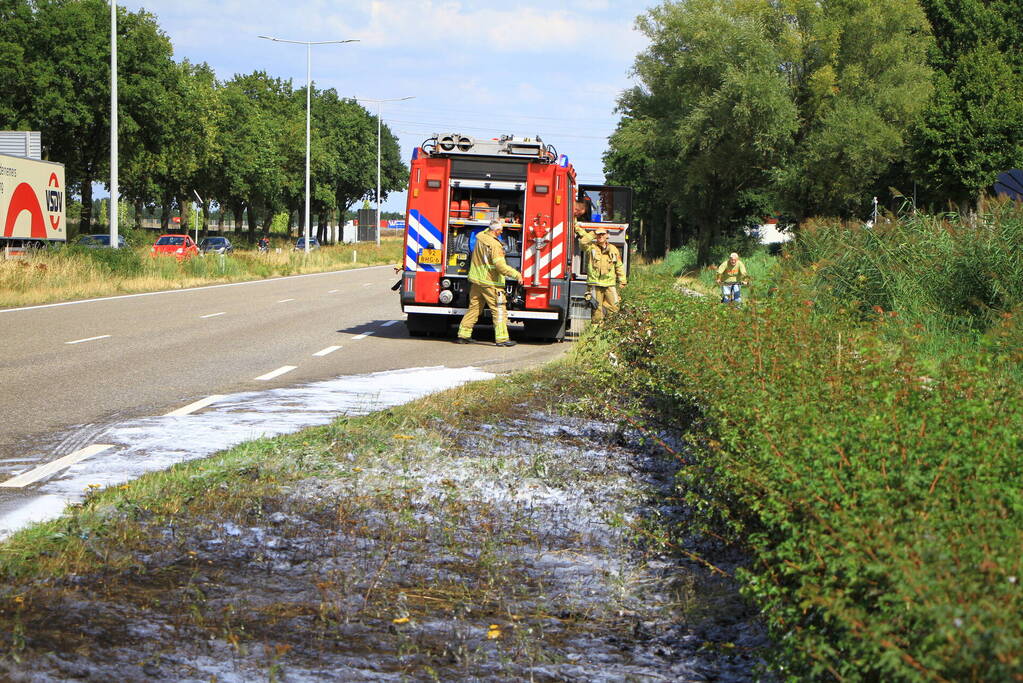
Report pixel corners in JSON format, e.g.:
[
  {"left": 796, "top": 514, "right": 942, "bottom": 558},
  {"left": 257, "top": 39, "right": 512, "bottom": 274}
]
[
  {"left": 78, "top": 243, "right": 145, "bottom": 276},
  {"left": 792, "top": 201, "right": 1023, "bottom": 337},
  {"left": 589, "top": 245, "right": 1023, "bottom": 680}
]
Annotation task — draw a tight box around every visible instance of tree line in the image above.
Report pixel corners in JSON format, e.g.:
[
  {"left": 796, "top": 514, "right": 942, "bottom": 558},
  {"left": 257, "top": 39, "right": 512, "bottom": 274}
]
[
  {"left": 0, "top": 0, "right": 407, "bottom": 242},
  {"left": 606, "top": 0, "right": 1023, "bottom": 262}
]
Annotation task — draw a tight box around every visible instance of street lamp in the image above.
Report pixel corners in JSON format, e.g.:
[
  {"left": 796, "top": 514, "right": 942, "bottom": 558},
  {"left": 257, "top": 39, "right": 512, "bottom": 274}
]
[
  {"left": 110, "top": 1, "right": 118, "bottom": 247},
  {"left": 259, "top": 35, "right": 358, "bottom": 253},
  {"left": 357, "top": 96, "right": 414, "bottom": 246}
]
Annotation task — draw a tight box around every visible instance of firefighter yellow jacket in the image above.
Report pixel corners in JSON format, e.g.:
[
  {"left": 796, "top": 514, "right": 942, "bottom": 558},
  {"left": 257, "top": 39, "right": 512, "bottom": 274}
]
[
  {"left": 576, "top": 226, "right": 626, "bottom": 287},
  {"left": 468, "top": 230, "right": 521, "bottom": 287}
]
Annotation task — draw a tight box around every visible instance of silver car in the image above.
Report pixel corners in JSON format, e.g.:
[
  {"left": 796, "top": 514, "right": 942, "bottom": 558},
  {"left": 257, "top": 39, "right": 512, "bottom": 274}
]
[{"left": 199, "top": 236, "right": 233, "bottom": 254}]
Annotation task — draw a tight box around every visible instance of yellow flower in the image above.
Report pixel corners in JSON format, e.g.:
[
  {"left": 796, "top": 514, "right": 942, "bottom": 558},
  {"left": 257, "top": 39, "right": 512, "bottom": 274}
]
[
  {"left": 392, "top": 617, "right": 410, "bottom": 625},
  {"left": 393, "top": 434, "right": 414, "bottom": 440},
  {"left": 486, "top": 625, "right": 501, "bottom": 639},
  {"left": 352, "top": 467, "right": 363, "bottom": 473},
  {"left": 13, "top": 596, "right": 24, "bottom": 605}
]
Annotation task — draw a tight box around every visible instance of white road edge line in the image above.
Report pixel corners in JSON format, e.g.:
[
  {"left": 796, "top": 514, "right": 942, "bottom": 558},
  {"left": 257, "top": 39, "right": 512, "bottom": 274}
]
[
  {"left": 255, "top": 365, "right": 298, "bottom": 381},
  {"left": 351, "top": 332, "right": 374, "bottom": 340},
  {"left": 200, "top": 312, "right": 225, "bottom": 319},
  {"left": 313, "top": 345, "right": 341, "bottom": 357},
  {"left": 164, "top": 395, "right": 227, "bottom": 417},
  {"left": 0, "top": 444, "right": 115, "bottom": 488},
  {"left": 65, "top": 335, "right": 111, "bottom": 345},
  {"left": 278, "top": 298, "right": 295, "bottom": 303},
  {"left": 379, "top": 320, "right": 398, "bottom": 327}
]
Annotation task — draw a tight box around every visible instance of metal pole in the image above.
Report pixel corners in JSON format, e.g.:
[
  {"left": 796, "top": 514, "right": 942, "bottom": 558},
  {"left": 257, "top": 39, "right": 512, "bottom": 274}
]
[
  {"left": 355, "top": 96, "right": 414, "bottom": 247},
  {"left": 193, "top": 190, "right": 203, "bottom": 244},
  {"left": 376, "top": 100, "right": 381, "bottom": 247},
  {"left": 110, "top": 1, "right": 118, "bottom": 247},
  {"left": 304, "top": 44, "right": 311, "bottom": 254},
  {"left": 257, "top": 36, "right": 358, "bottom": 253}
]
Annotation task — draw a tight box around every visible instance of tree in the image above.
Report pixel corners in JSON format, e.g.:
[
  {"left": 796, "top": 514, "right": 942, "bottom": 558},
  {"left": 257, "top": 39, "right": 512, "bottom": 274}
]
[
  {"left": 772, "top": 0, "right": 934, "bottom": 219},
  {"left": 19, "top": 0, "right": 175, "bottom": 234},
  {"left": 311, "top": 93, "right": 405, "bottom": 243},
  {"left": 607, "top": 0, "right": 934, "bottom": 257},
  {"left": 142, "top": 60, "right": 224, "bottom": 233},
  {"left": 911, "top": 0, "right": 1023, "bottom": 207},
  {"left": 612, "top": 0, "right": 798, "bottom": 263},
  {"left": 0, "top": 0, "right": 33, "bottom": 129},
  {"left": 216, "top": 72, "right": 301, "bottom": 237}
]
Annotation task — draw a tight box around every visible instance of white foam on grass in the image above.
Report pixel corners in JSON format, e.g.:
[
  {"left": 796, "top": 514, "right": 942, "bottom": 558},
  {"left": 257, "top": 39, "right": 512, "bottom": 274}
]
[{"left": 0, "top": 366, "right": 494, "bottom": 540}]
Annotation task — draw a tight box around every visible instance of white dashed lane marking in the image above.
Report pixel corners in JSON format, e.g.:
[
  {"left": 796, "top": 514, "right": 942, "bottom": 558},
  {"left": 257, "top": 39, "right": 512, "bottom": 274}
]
[
  {"left": 200, "top": 312, "right": 225, "bottom": 318},
  {"left": 278, "top": 298, "right": 295, "bottom": 303},
  {"left": 164, "top": 395, "right": 227, "bottom": 417},
  {"left": 65, "top": 335, "right": 111, "bottom": 345},
  {"left": 0, "top": 444, "right": 115, "bottom": 488},
  {"left": 327, "top": 289, "right": 339, "bottom": 294},
  {"left": 351, "top": 332, "right": 374, "bottom": 340},
  {"left": 255, "top": 366, "right": 297, "bottom": 381},
  {"left": 313, "top": 346, "right": 342, "bottom": 357},
  {"left": 380, "top": 320, "right": 398, "bottom": 327}
]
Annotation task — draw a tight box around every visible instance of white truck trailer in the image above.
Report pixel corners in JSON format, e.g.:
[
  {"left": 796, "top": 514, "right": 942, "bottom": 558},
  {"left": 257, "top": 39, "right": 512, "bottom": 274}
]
[{"left": 0, "top": 151, "right": 66, "bottom": 255}]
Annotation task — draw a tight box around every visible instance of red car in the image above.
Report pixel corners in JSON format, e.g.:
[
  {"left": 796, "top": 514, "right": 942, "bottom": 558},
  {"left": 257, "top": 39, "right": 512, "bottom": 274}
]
[{"left": 150, "top": 234, "right": 198, "bottom": 260}]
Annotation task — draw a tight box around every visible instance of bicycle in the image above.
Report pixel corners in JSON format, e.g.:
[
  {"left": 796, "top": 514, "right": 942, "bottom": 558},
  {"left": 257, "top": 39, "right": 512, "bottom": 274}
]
[{"left": 717, "top": 280, "right": 749, "bottom": 304}]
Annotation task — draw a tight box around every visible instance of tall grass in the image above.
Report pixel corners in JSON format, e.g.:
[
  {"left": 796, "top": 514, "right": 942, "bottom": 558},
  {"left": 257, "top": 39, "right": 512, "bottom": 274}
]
[
  {"left": 791, "top": 198, "right": 1023, "bottom": 365},
  {"left": 0, "top": 239, "right": 403, "bottom": 308},
  {"left": 660, "top": 244, "right": 781, "bottom": 298}
]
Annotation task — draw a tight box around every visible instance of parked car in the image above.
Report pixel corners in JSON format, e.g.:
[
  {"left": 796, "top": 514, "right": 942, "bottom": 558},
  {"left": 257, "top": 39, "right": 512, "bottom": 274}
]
[
  {"left": 199, "top": 236, "right": 233, "bottom": 255},
  {"left": 293, "top": 236, "right": 320, "bottom": 251},
  {"left": 150, "top": 234, "right": 198, "bottom": 260},
  {"left": 76, "top": 234, "right": 127, "bottom": 248}
]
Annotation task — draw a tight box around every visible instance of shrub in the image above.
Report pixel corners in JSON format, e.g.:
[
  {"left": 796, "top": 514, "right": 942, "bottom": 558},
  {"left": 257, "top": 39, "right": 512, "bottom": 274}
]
[{"left": 589, "top": 248, "right": 1023, "bottom": 680}]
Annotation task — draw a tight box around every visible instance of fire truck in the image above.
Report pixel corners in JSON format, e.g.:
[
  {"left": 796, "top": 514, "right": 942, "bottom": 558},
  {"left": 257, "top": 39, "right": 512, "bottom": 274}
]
[{"left": 398, "top": 133, "right": 631, "bottom": 341}]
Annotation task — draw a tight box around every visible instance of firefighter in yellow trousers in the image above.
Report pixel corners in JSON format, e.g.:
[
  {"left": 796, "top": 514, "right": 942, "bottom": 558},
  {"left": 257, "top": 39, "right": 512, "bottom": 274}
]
[
  {"left": 457, "top": 220, "right": 522, "bottom": 347},
  {"left": 576, "top": 224, "right": 627, "bottom": 322}
]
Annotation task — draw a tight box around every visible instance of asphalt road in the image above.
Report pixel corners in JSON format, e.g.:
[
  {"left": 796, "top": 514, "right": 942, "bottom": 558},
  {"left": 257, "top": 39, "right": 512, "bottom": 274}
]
[{"left": 0, "top": 264, "right": 568, "bottom": 490}]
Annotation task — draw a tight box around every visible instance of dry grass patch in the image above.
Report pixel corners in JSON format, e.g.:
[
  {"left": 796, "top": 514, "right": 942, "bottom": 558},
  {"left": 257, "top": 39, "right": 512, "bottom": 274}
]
[{"left": 0, "top": 239, "right": 402, "bottom": 308}]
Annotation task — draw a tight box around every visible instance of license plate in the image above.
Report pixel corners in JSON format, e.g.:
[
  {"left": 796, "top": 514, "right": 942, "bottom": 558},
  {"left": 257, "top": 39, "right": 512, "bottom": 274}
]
[{"left": 418, "top": 248, "right": 442, "bottom": 265}]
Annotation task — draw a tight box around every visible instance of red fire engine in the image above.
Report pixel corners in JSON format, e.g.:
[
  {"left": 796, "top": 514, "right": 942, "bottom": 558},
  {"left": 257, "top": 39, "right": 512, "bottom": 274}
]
[{"left": 399, "top": 133, "right": 631, "bottom": 341}]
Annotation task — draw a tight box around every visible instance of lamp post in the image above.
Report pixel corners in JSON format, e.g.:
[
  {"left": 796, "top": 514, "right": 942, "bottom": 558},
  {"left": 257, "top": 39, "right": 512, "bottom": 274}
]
[
  {"left": 110, "top": 1, "right": 118, "bottom": 247},
  {"left": 259, "top": 35, "right": 357, "bottom": 253},
  {"left": 357, "top": 97, "right": 414, "bottom": 246}
]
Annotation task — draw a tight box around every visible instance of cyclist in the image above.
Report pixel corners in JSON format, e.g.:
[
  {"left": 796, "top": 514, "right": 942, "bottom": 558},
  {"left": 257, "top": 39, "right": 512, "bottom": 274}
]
[{"left": 715, "top": 252, "right": 749, "bottom": 303}]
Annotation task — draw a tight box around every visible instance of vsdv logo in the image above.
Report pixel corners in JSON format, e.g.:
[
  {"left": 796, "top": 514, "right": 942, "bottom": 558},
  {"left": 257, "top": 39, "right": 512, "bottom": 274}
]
[{"left": 2, "top": 167, "right": 64, "bottom": 239}]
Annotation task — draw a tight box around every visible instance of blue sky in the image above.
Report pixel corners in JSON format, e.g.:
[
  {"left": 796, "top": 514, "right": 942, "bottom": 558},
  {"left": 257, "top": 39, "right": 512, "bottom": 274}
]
[{"left": 115, "top": 0, "right": 652, "bottom": 213}]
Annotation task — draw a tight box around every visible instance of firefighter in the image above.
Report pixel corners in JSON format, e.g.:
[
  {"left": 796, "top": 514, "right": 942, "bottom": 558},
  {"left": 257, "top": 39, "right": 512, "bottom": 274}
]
[
  {"left": 456, "top": 219, "right": 522, "bottom": 347},
  {"left": 575, "top": 225, "right": 627, "bottom": 322}
]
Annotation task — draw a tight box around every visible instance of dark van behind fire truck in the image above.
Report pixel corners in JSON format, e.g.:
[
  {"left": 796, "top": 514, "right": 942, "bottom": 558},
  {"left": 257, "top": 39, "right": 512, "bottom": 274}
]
[{"left": 398, "top": 133, "right": 631, "bottom": 341}]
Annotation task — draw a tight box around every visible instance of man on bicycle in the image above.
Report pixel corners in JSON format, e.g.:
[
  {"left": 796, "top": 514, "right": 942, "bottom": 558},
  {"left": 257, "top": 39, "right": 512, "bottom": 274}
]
[{"left": 716, "top": 252, "right": 749, "bottom": 303}]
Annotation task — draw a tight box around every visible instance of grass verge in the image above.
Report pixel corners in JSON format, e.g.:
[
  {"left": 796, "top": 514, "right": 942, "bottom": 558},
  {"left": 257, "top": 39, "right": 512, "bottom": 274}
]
[
  {"left": 0, "top": 239, "right": 403, "bottom": 308},
  {"left": 0, "top": 355, "right": 769, "bottom": 679}
]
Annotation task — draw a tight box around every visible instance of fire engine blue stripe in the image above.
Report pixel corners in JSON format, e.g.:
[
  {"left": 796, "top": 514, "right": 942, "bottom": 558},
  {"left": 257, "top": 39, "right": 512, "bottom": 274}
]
[
  {"left": 406, "top": 209, "right": 442, "bottom": 272},
  {"left": 411, "top": 209, "right": 444, "bottom": 245}
]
